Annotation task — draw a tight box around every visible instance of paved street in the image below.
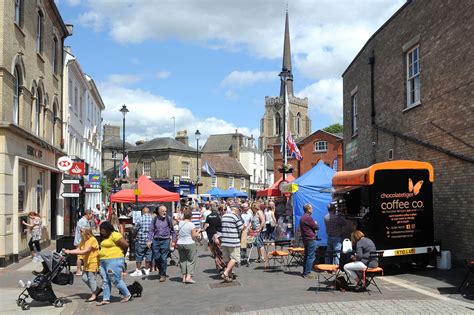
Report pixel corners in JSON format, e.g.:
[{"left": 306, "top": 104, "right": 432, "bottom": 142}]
[{"left": 0, "top": 244, "right": 472, "bottom": 315}]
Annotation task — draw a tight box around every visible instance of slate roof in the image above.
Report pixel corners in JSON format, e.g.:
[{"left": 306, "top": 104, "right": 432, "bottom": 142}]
[
  {"left": 202, "top": 134, "right": 235, "bottom": 153},
  {"left": 201, "top": 154, "right": 249, "bottom": 177},
  {"left": 129, "top": 137, "right": 196, "bottom": 152},
  {"left": 103, "top": 137, "right": 134, "bottom": 149}
]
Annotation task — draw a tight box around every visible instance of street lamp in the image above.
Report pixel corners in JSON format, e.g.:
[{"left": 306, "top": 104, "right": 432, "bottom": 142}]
[
  {"left": 112, "top": 149, "right": 117, "bottom": 192},
  {"left": 195, "top": 129, "right": 201, "bottom": 195},
  {"left": 279, "top": 70, "right": 291, "bottom": 181},
  {"left": 119, "top": 104, "right": 129, "bottom": 179}
]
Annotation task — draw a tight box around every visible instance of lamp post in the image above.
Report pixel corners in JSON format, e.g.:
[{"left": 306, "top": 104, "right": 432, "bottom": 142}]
[
  {"left": 119, "top": 104, "right": 129, "bottom": 179},
  {"left": 195, "top": 130, "right": 201, "bottom": 195},
  {"left": 279, "top": 70, "right": 290, "bottom": 181},
  {"left": 112, "top": 149, "right": 117, "bottom": 192}
]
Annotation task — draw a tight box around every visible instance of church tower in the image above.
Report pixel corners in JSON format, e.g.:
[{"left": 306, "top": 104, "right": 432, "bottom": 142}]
[{"left": 259, "top": 11, "right": 311, "bottom": 152}]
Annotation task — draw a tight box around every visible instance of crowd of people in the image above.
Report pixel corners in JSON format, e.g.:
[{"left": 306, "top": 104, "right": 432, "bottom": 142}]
[{"left": 23, "top": 198, "right": 378, "bottom": 305}]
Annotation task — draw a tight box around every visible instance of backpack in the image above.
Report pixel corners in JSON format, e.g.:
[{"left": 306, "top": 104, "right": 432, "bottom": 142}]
[
  {"left": 335, "top": 275, "right": 349, "bottom": 292},
  {"left": 152, "top": 215, "right": 173, "bottom": 233},
  {"left": 342, "top": 238, "right": 352, "bottom": 254}
]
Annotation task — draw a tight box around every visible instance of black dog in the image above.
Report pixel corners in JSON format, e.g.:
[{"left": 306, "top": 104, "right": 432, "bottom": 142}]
[{"left": 127, "top": 281, "right": 143, "bottom": 297}]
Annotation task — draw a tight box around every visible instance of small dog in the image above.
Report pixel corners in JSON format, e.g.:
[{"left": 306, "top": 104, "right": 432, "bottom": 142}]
[{"left": 127, "top": 281, "right": 143, "bottom": 297}]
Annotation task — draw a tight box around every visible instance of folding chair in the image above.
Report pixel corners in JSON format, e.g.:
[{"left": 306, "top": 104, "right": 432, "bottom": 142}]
[
  {"left": 458, "top": 260, "right": 474, "bottom": 295},
  {"left": 287, "top": 247, "right": 305, "bottom": 270},
  {"left": 357, "top": 251, "right": 384, "bottom": 294},
  {"left": 313, "top": 250, "right": 340, "bottom": 290},
  {"left": 267, "top": 250, "right": 290, "bottom": 271}
]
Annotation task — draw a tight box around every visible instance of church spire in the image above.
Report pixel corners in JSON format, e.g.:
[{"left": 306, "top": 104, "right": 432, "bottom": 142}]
[{"left": 280, "top": 10, "right": 294, "bottom": 97}]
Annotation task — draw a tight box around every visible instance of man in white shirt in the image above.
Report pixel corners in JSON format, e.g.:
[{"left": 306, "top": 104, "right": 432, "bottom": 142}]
[{"left": 240, "top": 203, "right": 252, "bottom": 264}]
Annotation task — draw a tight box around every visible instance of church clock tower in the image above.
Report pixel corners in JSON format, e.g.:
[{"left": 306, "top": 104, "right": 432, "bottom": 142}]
[{"left": 259, "top": 11, "right": 311, "bottom": 152}]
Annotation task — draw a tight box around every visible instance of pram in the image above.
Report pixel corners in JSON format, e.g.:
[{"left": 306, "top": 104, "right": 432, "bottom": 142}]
[{"left": 17, "top": 250, "right": 73, "bottom": 310}]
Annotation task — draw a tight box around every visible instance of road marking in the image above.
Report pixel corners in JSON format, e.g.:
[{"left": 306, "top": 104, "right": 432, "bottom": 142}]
[{"left": 380, "top": 276, "right": 474, "bottom": 309}]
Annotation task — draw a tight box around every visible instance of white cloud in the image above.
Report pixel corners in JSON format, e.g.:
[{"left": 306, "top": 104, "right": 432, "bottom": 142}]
[
  {"left": 221, "top": 71, "right": 278, "bottom": 88},
  {"left": 106, "top": 74, "right": 142, "bottom": 86},
  {"left": 67, "top": 0, "right": 81, "bottom": 6},
  {"left": 156, "top": 70, "right": 171, "bottom": 79},
  {"left": 296, "top": 78, "right": 343, "bottom": 122},
  {"left": 224, "top": 90, "right": 238, "bottom": 101},
  {"left": 100, "top": 82, "right": 259, "bottom": 146},
  {"left": 78, "top": 0, "right": 405, "bottom": 80}
]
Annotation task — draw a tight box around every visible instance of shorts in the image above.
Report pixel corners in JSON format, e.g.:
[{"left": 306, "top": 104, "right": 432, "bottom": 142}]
[
  {"left": 135, "top": 242, "right": 152, "bottom": 262},
  {"left": 254, "top": 233, "right": 264, "bottom": 248},
  {"left": 221, "top": 246, "right": 240, "bottom": 263}
]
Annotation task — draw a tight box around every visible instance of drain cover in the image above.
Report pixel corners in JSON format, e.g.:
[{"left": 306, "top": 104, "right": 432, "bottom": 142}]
[{"left": 208, "top": 280, "right": 242, "bottom": 289}]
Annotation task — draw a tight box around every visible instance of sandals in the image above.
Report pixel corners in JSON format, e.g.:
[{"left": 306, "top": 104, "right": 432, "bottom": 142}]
[
  {"left": 121, "top": 295, "right": 132, "bottom": 303},
  {"left": 185, "top": 279, "right": 196, "bottom": 284},
  {"left": 221, "top": 273, "right": 233, "bottom": 283},
  {"left": 96, "top": 300, "right": 110, "bottom": 306}
]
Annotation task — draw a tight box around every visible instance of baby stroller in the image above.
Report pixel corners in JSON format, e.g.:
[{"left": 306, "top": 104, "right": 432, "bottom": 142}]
[{"left": 17, "top": 250, "right": 73, "bottom": 310}]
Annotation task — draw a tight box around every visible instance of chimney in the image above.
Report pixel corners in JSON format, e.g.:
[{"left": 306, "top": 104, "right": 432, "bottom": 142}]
[
  {"left": 231, "top": 132, "right": 241, "bottom": 159},
  {"left": 175, "top": 130, "right": 188, "bottom": 146},
  {"left": 136, "top": 140, "right": 146, "bottom": 146},
  {"left": 103, "top": 124, "right": 121, "bottom": 142}
]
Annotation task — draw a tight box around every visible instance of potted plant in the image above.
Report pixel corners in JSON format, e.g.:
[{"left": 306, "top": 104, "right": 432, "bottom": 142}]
[{"left": 278, "top": 163, "right": 294, "bottom": 174}]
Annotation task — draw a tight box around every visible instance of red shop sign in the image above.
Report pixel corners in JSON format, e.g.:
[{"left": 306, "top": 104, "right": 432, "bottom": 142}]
[{"left": 68, "top": 162, "right": 85, "bottom": 175}]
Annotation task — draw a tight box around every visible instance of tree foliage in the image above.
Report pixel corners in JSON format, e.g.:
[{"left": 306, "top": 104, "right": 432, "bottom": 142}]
[{"left": 323, "top": 123, "right": 343, "bottom": 134}]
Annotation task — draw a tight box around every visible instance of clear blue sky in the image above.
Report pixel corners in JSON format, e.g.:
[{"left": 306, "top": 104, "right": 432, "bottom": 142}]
[{"left": 56, "top": 0, "right": 404, "bottom": 145}]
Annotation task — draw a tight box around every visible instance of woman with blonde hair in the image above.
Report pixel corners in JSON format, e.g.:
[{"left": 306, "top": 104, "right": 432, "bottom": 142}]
[
  {"left": 64, "top": 227, "right": 100, "bottom": 302},
  {"left": 22, "top": 212, "right": 42, "bottom": 261},
  {"left": 343, "top": 230, "right": 378, "bottom": 286}
]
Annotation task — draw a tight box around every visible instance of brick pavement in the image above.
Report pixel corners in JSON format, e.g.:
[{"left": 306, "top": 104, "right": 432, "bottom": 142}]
[{"left": 0, "top": 245, "right": 473, "bottom": 314}]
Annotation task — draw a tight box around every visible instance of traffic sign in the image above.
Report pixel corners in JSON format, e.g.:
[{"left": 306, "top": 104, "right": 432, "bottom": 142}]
[
  {"left": 85, "top": 188, "right": 101, "bottom": 193},
  {"left": 57, "top": 156, "right": 73, "bottom": 171},
  {"left": 62, "top": 179, "right": 80, "bottom": 184},
  {"left": 61, "top": 192, "right": 79, "bottom": 198}
]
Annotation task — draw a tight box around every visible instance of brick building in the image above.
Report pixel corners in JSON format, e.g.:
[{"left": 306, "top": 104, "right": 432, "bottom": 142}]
[
  {"left": 342, "top": 0, "right": 473, "bottom": 258},
  {"left": 0, "top": 0, "right": 70, "bottom": 266},
  {"left": 273, "top": 130, "right": 343, "bottom": 182}
]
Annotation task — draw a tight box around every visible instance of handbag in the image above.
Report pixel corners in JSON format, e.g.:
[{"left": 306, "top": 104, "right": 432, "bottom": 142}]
[{"left": 342, "top": 238, "right": 352, "bottom": 254}]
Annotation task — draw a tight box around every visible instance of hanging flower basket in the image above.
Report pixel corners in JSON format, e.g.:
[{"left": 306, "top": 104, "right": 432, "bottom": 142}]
[{"left": 278, "top": 163, "right": 294, "bottom": 174}]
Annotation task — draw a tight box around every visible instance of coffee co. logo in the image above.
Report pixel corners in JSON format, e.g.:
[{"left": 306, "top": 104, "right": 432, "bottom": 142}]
[{"left": 380, "top": 177, "right": 424, "bottom": 210}]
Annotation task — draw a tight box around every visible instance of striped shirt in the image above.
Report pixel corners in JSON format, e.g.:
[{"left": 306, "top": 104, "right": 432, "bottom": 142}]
[
  {"left": 192, "top": 210, "right": 202, "bottom": 229},
  {"left": 220, "top": 213, "right": 243, "bottom": 247}
]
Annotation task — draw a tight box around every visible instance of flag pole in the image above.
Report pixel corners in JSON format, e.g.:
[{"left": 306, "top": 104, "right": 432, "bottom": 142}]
[{"left": 282, "top": 80, "right": 289, "bottom": 181}]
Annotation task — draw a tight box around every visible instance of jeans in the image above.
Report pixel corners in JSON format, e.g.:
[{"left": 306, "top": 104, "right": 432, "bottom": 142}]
[
  {"left": 344, "top": 261, "right": 367, "bottom": 282},
  {"left": 152, "top": 238, "right": 170, "bottom": 277},
  {"left": 99, "top": 258, "right": 130, "bottom": 301},
  {"left": 177, "top": 243, "right": 197, "bottom": 275},
  {"left": 81, "top": 271, "right": 97, "bottom": 293},
  {"left": 325, "top": 236, "right": 343, "bottom": 265},
  {"left": 135, "top": 242, "right": 152, "bottom": 262},
  {"left": 303, "top": 240, "right": 318, "bottom": 276},
  {"left": 28, "top": 238, "right": 41, "bottom": 252}
]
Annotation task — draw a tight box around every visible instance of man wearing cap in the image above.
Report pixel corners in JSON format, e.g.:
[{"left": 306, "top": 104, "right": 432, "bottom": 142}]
[{"left": 324, "top": 202, "right": 347, "bottom": 265}]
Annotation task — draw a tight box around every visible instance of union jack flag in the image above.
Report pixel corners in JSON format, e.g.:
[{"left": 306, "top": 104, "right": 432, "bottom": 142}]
[
  {"left": 286, "top": 132, "right": 302, "bottom": 160},
  {"left": 121, "top": 154, "right": 129, "bottom": 177}
]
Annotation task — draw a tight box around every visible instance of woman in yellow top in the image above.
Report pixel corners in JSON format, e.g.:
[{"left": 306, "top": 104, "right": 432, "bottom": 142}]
[
  {"left": 96, "top": 221, "right": 131, "bottom": 306},
  {"left": 64, "top": 228, "right": 99, "bottom": 302}
]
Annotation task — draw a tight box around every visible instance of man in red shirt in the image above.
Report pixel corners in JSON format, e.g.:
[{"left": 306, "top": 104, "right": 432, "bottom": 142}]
[{"left": 300, "top": 203, "right": 319, "bottom": 278}]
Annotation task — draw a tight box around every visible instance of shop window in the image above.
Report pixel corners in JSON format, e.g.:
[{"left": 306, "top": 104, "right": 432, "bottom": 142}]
[{"left": 18, "top": 165, "right": 27, "bottom": 212}]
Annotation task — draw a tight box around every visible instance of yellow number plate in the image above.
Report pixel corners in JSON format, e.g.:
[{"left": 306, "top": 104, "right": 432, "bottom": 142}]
[{"left": 394, "top": 248, "right": 416, "bottom": 256}]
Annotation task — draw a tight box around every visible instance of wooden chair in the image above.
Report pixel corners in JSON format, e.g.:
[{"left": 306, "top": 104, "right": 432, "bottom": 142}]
[
  {"left": 458, "top": 260, "right": 474, "bottom": 295},
  {"left": 357, "top": 251, "right": 384, "bottom": 294}
]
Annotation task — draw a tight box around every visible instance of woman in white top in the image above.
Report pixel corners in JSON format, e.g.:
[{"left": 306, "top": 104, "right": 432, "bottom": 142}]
[
  {"left": 177, "top": 209, "right": 200, "bottom": 284},
  {"left": 264, "top": 204, "right": 277, "bottom": 240}
]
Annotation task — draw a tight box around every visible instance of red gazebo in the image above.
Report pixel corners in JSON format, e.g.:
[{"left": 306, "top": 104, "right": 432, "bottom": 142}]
[
  {"left": 110, "top": 175, "right": 180, "bottom": 203},
  {"left": 256, "top": 174, "right": 296, "bottom": 197}
]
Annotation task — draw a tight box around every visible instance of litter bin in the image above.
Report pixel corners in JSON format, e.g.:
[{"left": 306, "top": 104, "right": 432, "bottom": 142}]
[
  {"left": 56, "top": 235, "right": 77, "bottom": 266},
  {"left": 436, "top": 250, "right": 451, "bottom": 270}
]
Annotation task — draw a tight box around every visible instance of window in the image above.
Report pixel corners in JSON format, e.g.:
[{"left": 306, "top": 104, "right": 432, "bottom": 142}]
[
  {"left": 228, "top": 177, "right": 234, "bottom": 188},
  {"left": 36, "top": 171, "right": 44, "bottom": 213},
  {"left": 406, "top": 46, "right": 420, "bottom": 107},
  {"left": 68, "top": 80, "right": 73, "bottom": 107},
  {"left": 333, "top": 159, "right": 338, "bottom": 171},
  {"left": 315, "top": 140, "right": 328, "bottom": 152},
  {"left": 295, "top": 112, "right": 301, "bottom": 135},
  {"left": 13, "top": 66, "right": 21, "bottom": 124},
  {"left": 74, "top": 87, "right": 78, "bottom": 113},
  {"left": 79, "top": 95, "right": 83, "bottom": 119},
  {"left": 241, "top": 178, "right": 245, "bottom": 188},
  {"left": 253, "top": 152, "right": 256, "bottom": 164},
  {"left": 18, "top": 165, "right": 27, "bottom": 212},
  {"left": 259, "top": 170, "right": 263, "bottom": 183},
  {"left": 35, "top": 91, "right": 42, "bottom": 136},
  {"left": 351, "top": 93, "right": 358, "bottom": 136},
  {"left": 211, "top": 176, "right": 217, "bottom": 187},
  {"left": 275, "top": 112, "right": 281, "bottom": 135},
  {"left": 181, "top": 161, "right": 190, "bottom": 178},
  {"left": 52, "top": 103, "right": 58, "bottom": 144},
  {"left": 253, "top": 169, "right": 256, "bottom": 183},
  {"left": 15, "top": 0, "right": 22, "bottom": 26},
  {"left": 36, "top": 10, "right": 44, "bottom": 54},
  {"left": 260, "top": 119, "right": 264, "bottom": 133},
  {"left": 52, "top": 37, "right": 58, "bottom": 74},
  {"left": 142, "top": 161, "right": 151, "bottom": 176}
]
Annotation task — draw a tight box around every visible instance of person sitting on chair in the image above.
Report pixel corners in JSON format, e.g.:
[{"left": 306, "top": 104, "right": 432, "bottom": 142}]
[{"left": 343, "top": 230, "right": 378, "bottom": 287}]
